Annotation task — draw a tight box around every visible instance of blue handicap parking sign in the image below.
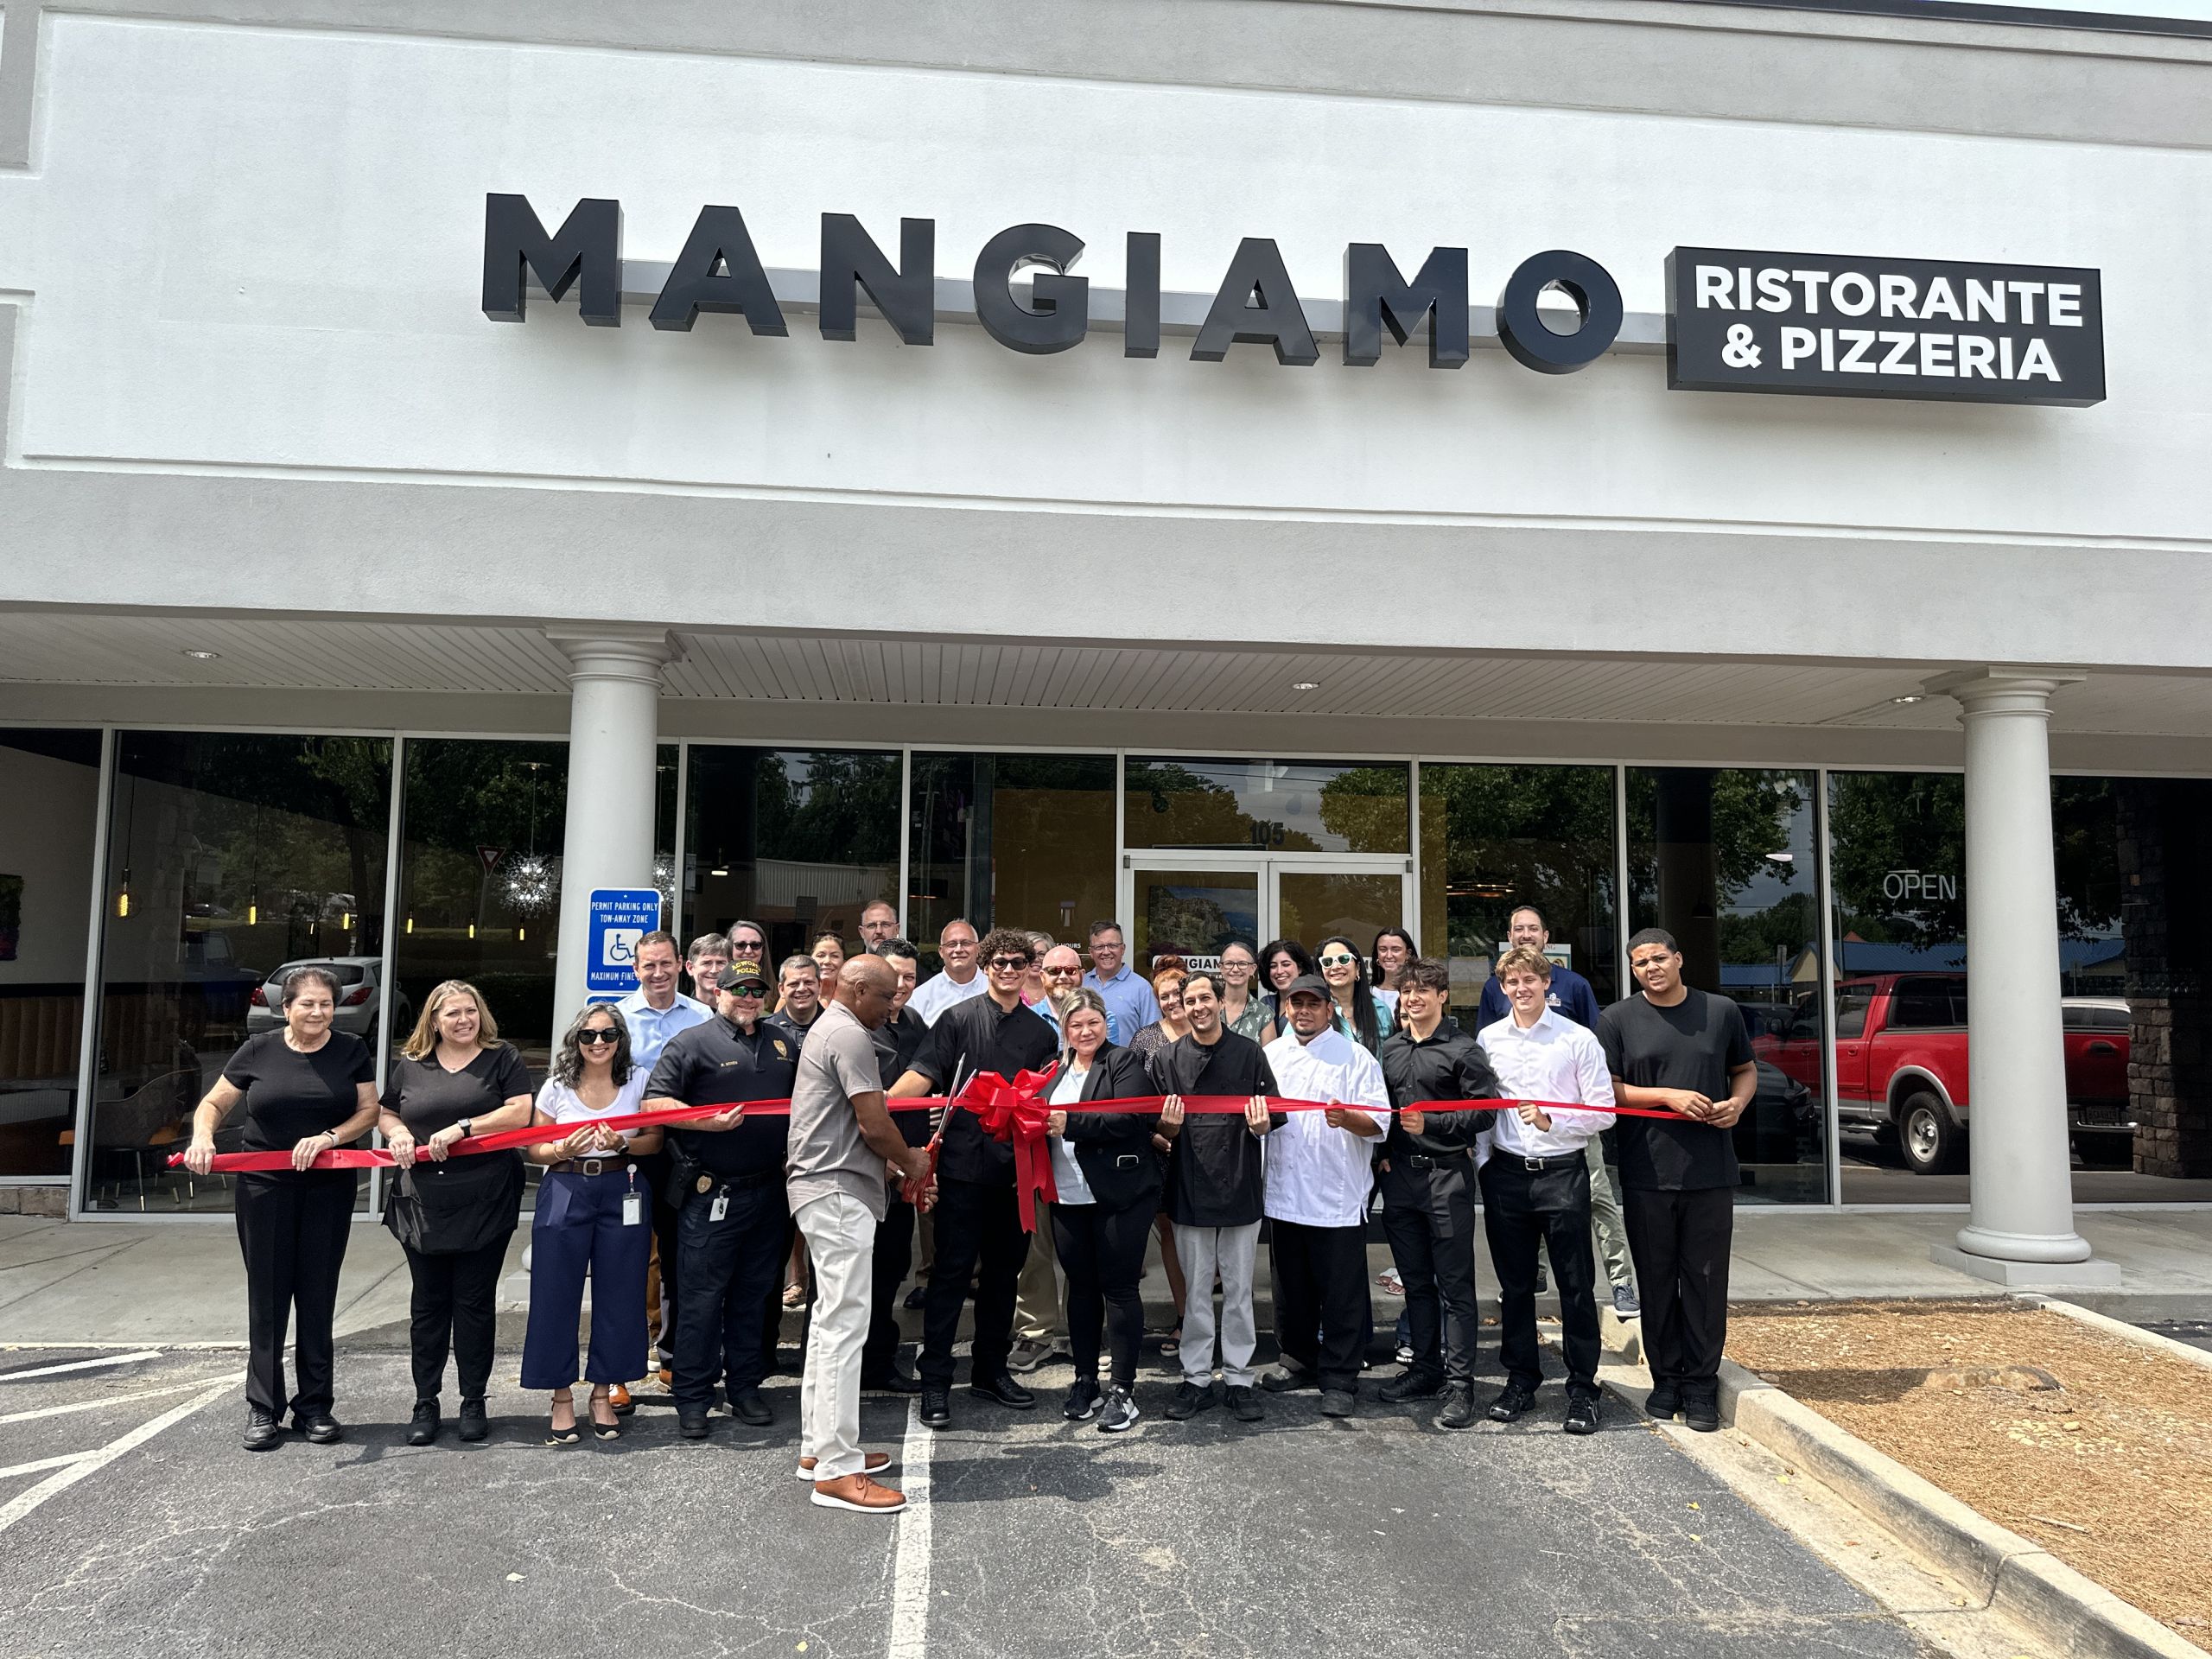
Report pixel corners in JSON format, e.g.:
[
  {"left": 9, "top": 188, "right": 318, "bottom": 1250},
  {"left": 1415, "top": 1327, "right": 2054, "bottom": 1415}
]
[{"left": 585, "top": 887, "right": 664, "bottom": 1001}]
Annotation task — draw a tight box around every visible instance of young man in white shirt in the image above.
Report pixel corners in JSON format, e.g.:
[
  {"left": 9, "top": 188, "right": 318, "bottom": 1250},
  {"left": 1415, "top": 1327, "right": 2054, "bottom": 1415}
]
[
  {"left": 1478, "top": 945, "right": 1617, "bottom": 1435},
  {"left": 1258, "top": 975, "right": 1391, "bottom": 1419}
]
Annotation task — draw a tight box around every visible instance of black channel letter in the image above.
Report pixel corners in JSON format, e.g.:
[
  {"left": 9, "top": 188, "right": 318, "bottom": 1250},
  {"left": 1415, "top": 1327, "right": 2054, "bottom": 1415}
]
[
  {"left": 1495, "top": 250, "right": 1623, "bottom": 373},
  {"left": 482, "top": 194, "right": 622, "bottom": 325},
  {"left": 1343, "top": 244, "right": 1470, "bottom": 368},
  {"left": 1124, "top": 232, "right": 1162, "bottom": 359},
  {"left": 649, "top": 206, "right": 787, "bottom": 335},
  {"left": 820, "top": 214, "right": 936, "bottom": 345},
  {"left": 973, "top": 224, "right": 1089, "bottom": 354},
  {"left": 1191, "top": 238, "right": 1319, "bottom": 366}
]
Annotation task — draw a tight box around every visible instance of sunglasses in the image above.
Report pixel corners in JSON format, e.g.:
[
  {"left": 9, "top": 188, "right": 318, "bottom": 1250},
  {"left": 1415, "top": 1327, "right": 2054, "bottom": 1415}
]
[
  {"left": 1044, "top": 964, "right": 1083, "bottom": 979},
  {"left": 988, "top": 956, "right": 1031, "bottom": 969},
  {"left": 576, "top": 1028, "right": 620, "bottom": 1046},
  {"left": 728, "top": 980, "right": 772, "bottom": 998},
  {"left": 1318, "top": 952, "right": 1358, "bottom": 968}
]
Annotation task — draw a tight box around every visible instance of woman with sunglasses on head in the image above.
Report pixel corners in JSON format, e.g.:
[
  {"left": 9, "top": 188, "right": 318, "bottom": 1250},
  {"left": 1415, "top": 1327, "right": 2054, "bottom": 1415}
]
[
  {"left": 378, "top": 980, "right": 535, "bottom": 1446},
  {"left": 1371, "top": 928, "right": 1417, "bottom": 1016},
  {"left": 1217, "top": 938, "right": 1277, "bottom": 1044},
  {"left": 1128, "top": 965, "right": 1192, "bottom": 1064},
  {"left": 1260, "top": 938, "right": 1315, "bottom": 1030},
  {"left": 1317, "top": 936, "right": 1394, "bottom": 1057},
  {"left": 522, "top": 1005, "right": 664, "bottom": 1445}
]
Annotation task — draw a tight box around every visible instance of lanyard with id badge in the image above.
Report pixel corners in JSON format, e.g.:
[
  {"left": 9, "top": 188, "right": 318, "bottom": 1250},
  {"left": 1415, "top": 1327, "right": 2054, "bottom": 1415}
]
[{"left": 621, "top": 1166, "right": 643, "bottom": 1228}]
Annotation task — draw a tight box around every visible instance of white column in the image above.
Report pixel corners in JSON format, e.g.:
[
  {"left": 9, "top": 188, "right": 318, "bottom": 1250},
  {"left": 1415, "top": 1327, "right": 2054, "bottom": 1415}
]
[
  {"left": 1924, "top": 665, "right": 2108, "bottom": 1281},
  {"left": 546, "top": 626, "right": 676, "bottom": 1041}
]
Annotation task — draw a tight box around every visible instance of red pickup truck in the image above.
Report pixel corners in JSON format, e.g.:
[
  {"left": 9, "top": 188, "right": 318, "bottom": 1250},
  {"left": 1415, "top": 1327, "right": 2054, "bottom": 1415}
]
[{"left": 1759, "top": 973, "right": 2133, "bottom": 1175}]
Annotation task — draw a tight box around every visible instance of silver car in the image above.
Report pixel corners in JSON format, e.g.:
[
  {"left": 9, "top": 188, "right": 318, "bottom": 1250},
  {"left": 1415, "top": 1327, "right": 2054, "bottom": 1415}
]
[{"left": 244, "top": 957, "right": 410, "bottom": 1039}]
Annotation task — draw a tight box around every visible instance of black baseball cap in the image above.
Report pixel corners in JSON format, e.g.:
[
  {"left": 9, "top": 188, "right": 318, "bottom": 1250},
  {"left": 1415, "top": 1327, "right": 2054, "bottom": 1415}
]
[{"left": 1281, "top": 973, "right": 1331, "bottom": 1002}]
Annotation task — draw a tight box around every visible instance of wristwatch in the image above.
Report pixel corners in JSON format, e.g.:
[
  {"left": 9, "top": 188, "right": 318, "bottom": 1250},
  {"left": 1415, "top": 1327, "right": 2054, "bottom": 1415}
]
[{"left": 455, "top": 1117, "right": 474, "bottom": 1139}]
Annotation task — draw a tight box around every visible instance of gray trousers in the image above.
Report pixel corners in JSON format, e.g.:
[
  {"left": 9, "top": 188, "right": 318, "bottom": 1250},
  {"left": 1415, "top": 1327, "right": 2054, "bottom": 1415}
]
[
  {"left": 1173, "top": 1221, "right": 1262, "bottom": 1387},
  {"left": 1587, "top": 1140, "right": 1634, "bottom": 1291},
  {"left": 1014, "top": 1198, "right": 1065, "bottom": 1342}
]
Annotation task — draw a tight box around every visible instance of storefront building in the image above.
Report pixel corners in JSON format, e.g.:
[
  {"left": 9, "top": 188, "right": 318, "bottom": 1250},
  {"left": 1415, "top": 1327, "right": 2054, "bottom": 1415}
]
[{"left": 1, "top": 2, "right": 2208, "bottom": 1269}]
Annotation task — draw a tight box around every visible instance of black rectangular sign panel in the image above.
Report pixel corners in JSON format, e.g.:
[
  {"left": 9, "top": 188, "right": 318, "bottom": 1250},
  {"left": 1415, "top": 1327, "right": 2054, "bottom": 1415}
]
[{"left": 1666, "top": 247, "right": 2104, "bottom": 407}]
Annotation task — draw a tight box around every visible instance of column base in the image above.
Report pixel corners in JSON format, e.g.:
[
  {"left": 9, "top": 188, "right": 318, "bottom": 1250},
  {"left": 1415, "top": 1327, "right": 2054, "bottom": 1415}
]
[{"left": 1929, "top": 1244, "right": 2123, "bottom": 1289}]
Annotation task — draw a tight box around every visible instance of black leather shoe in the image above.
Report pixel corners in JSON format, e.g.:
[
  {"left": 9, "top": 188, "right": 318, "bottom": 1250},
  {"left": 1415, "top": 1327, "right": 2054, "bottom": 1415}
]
[
  {"left": 1564, "top": 1392, "right": 1602, "bottom": 1436},
  {"left": 969, "top": 1372, "right": 1036, "bottom": 1410},
  {"left": 1164, "top": 1380, "right": 1217, "bottom": 1421},
  {"left": 1439, "top": 1386, "right": 1478, "bottom": 1430},
  {"left": 296, "top": 1412, "right": 343, "bottom": 1446},
  {"left": 1683, "top": 1389, "right": 1721, "bottom": 1433},
  {"left": 920, "top": 1389, "right": 952, "bottom": 1429},
  {"left": 457, "top": 1397, "right": 488, "bottom": 1443},
  {"left": 405, "top": 1401, "right": 440, "bottom": 1446},
  {"left": 863, "top": 1367, "right": 925, "bottom": 1395},
  {"left": 1486, "top": 1382, "right": 1537, "bottom": 1423},
  {"left": 729, "top": 1388, "right": 773, "bottom": 1427},
  {"left": 1257, "top": 1364, "right": 1313, "bottom": 1394},
  {"left": 677, "top": 1408, "right": 711, "bottom": 1440},
  {"left": 1319, "top": 1388, "right": 1357, "bottom": 1419},
  {"left": 1645, "top": 1380, "right": 1683, "bottom": 1421},
  {"left": 1377, "top": 1369, "right": 1445, "bottom": 1404},
  {"left": 242, "top": 1408, "right": 284, "bottom": 1452}
]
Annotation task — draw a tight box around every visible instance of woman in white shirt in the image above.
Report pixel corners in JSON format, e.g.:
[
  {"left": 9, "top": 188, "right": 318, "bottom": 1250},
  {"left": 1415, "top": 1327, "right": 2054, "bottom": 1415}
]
[
  {"left": 1044, "top": 989, "right": 1159, "bottom": 1433},
  {"left": 519, "top": 1004, "right": 663, "bottom": 1446}
]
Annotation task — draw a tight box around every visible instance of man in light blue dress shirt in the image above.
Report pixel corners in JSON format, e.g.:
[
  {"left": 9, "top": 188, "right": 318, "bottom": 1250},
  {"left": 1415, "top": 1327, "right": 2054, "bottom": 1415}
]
[
  {"left": 618, "top": 931, "right": 712, "bottom": 1072},
  {"left": 1080, "top": 921, "right": 1160, "bottom": 1046}
]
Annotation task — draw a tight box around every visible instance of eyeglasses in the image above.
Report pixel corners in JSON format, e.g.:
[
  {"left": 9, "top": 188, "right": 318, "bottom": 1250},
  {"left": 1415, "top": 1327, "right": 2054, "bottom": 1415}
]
[
  {"left": 1318, "top": 952, "right": 1357, "bottom": 969},
  {"left": 988, "top": 956, "right": 1031, "bottom": 970},
  {"left": 728, "top": 981, "right": 771, "bottom": 998},
  {"left": 1044, "top": 964, "right": 1083, "bottom": 980},
  {"left": 576, "top": 1029, "right": 620, "bottom": 1046}
]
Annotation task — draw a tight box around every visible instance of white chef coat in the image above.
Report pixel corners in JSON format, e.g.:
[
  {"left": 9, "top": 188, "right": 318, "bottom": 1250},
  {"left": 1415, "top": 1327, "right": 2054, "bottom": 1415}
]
[{"left": 1262, "top": 1025, "right": 1391, "bottom": 1229}]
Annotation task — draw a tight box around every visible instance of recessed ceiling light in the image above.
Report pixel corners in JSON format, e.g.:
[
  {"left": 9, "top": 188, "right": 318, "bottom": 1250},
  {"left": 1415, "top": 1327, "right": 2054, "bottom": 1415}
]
[
  {"left": 1891, "top": 694, "right": 1925, "bottom": 705},
  {"left": 1289, "top": 680, "right": 1320, "bottom": 691},
  {"left": 181, "top": 648, "right": 221, "bottom": 661}
]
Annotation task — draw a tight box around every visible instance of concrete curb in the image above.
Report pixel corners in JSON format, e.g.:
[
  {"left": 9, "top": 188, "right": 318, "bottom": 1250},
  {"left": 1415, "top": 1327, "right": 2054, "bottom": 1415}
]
[
  {"left": 1713, "top": 1357, "right": 2207, "bottom": 1659},
  {"left": 2020, "top": 1294, "right": 2212, "bottom": 1375}
]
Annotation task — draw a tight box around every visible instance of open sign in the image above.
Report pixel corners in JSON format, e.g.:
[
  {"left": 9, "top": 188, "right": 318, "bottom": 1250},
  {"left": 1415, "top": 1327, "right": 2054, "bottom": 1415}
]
[{"left": 1882, "top": 869, "right": 1958, "bottom": 902}]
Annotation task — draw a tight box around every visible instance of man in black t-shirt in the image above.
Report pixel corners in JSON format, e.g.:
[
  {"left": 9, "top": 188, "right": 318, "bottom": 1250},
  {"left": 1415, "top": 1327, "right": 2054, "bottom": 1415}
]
[
  {"left": 1596, "top": 928, "right": 1757, "bottom": 1432},
  {"left": 888, "top": 928, "right": 1059, "bottom": 1429},
  {"left": 645, "top": 958, "right": 803, "bottom": 1439}
]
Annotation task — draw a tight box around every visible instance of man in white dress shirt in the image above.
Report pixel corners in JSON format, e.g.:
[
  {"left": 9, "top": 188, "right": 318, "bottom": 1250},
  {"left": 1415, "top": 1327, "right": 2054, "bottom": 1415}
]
[
  {"left": 906, "top": 918, "right": 988, "bottom": 1027},
  {"left": 1478, "top": 946, "right": 1616, "bottom": 1435},
  {"left": 1258, "top": 974, "right": 1392, "bottom": 1419}
]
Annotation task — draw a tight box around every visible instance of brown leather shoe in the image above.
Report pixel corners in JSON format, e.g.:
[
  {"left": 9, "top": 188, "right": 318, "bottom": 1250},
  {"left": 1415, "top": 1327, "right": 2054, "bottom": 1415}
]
[
  {"left": 810, "top": 1472, "right": 907, "bottom": 1513},
  {"left": 608, "top": 1382, "right": 635, "bottom": 1415},
  {"left": 796, "top": 1451, "right": 893, "bottom": 1481}
]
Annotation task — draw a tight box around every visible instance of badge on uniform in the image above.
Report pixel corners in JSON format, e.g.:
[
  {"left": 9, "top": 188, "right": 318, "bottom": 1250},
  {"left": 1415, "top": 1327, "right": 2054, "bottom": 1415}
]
[
  {"left": 773, "top": 1039, "right": 791, "bottom": 1058},
  {"left": 695, "top": 1173, "right": 713, "bottom": 1195}
]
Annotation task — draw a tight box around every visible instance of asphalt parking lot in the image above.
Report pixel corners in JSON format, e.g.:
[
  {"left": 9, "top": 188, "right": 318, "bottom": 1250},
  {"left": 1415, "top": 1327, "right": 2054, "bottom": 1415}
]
[{"left": 0, "top": 1338, "right": 1940, "bottom": 1659}]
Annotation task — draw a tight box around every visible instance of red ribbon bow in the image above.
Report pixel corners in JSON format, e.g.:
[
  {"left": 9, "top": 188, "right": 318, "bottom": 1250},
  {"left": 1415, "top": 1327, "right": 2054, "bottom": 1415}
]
[{"left": 963, "top": 1065, "right": 1060, "bottom": 1232}]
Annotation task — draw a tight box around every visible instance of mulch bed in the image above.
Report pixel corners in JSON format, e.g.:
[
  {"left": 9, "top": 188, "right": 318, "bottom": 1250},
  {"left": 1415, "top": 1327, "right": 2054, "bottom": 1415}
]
[{"left": 1726, "top": 1300, "right": 2212, "bottom": 1643}]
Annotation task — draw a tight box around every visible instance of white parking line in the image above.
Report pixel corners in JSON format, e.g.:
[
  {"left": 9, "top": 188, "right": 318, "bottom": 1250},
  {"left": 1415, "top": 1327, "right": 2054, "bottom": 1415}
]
[
  {"left": 0, "top": 1379, "right": 229, "bottom": 1426},
  {"left": 0, "top": 1351, "right": 162, "bottom": 1382},
  {"left": 885, "top": 1397, "right": 934, "bottom": 1659},
  {"left": 0, "top": 1384, "right": 228, "bottom": 1536},
  {"left": 0, "top": 1452, "right": 92, "bottom": 1481}
]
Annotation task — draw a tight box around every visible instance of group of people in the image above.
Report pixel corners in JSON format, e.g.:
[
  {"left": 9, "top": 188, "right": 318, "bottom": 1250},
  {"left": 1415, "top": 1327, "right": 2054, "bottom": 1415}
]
[{"left": 182, "top": 896, "right": 1757, "bottom": 1518}]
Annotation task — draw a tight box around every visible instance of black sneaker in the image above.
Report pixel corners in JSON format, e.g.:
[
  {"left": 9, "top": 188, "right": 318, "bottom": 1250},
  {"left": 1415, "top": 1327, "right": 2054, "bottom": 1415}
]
[
  {"left": 1257, "top": 1364, "right": 1313, "bottom": 1394},
  {"left": 296, "top": 1412, "right": 343, "bottom": 1446},
  {"left": 1377, "top": 1369, "right": 1445, "bottom": 1404},
  {"left": 970, "top": 1372, "right": 1036, "bottom": 1410},
  {"left": 1486, "top": 1382, "right": 1536, "bottom": 1423},
  {"left": 1564, "top": 1392, "right": 1601, "bottom": 1436},
  {"left": 677, "top": 1408, "right": 712, "bottom": 1440},
  {"left": 729, "top": 1388, "right": 773, "bottom": 1427},
  {"left": 1683, "top": 1389, "right": 1721, "bottom": 1433},
  {"left": 1439, "top": 1386, "right": 1478, "bottom": 1430},
  {"left": 920, "top": 1389, "right": 952, "bottom": 1429},
  {"left": 457, "top": 1397, "right": 488, "bottom": 1443},
  {"left": 1164, "top": 1381, "right": 1217, "bottom": 1421},
  {"left": 1319, "top": 1388, "right": 1357, "bottom": 1419},
  {"left": 242, "top": 1408, "right": 284, "bottom": 1452},
  {"left": 1645, "top": 1380, "right": 1683, "bottom": 1421},
  {"left": 1097, "top": 1387, "right": 1140, "bottom": 1433},
  {"left": 1063, "top": 1378, "right": 1104, "bottom": 1421},
  {"left": 404, "top": 1401, "right": 440, "bottom": 1447},
  {"left": 1224, "top": 1384, "right": 1263, "bottom": 1422}
]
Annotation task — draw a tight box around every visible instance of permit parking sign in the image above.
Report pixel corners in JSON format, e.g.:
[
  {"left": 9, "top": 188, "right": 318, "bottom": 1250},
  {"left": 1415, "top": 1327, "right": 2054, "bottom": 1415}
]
[{"left": 586, "top": 887, "right": 664, "bottom": 1001}]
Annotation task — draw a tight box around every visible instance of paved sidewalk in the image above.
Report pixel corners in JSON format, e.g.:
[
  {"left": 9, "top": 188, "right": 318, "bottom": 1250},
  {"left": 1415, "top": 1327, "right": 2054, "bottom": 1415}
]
[{"left": 3, "top": 1206, "right": 2206, "bottom": 1348}]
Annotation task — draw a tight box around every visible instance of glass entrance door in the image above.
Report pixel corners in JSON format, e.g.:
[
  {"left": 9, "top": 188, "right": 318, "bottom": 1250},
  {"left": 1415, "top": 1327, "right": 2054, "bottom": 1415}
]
[{"left": 1124, "top": 855, "right": 1410, "bottom": 971}]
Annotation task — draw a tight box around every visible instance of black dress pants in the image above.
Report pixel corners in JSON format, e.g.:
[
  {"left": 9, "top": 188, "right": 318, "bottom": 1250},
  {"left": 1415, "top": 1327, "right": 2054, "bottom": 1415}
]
[
  {"left": 235, "top": 1169, "right": 357, "bottom": 1419},
  {"left": 919, "top": 1176, "right": 1030, "bottom": 1390},
  {"left": 1622, "top": 1185, "right": 1734, "bottom": 1391},
  {"left": 1378, "top": 1160, "right": 1480, "bottom": 1386},
  {"left": 1268, "top": 1218, "right": 1370, "bottom": 1393},
  {"left": 672, "top": 1177, "right": 787, "bottom": 1412},
  {"left": 1052, "top": 1198, "right": 1153, "bottom": 1389},
  {"left": 403, "top": 1233, "right": 512, "bottom": 1403},
  {"left": 1481, "top": 1155, "right": 1601, "bottom": 1395},
  {"left": 861, "top": 1193, "right": 916, "bottom": 1381}
]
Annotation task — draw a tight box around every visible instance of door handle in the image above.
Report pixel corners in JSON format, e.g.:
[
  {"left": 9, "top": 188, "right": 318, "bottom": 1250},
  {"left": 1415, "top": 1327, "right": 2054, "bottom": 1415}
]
[{"left": 2086, "top": 1040, "right": 2119, "bottom": 1054}]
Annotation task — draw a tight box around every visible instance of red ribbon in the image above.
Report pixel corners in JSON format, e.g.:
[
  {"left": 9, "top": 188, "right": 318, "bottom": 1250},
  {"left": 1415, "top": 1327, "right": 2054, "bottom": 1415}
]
[{"left": 960, "top": 1066, "right": 1062, "bottom": 1233}]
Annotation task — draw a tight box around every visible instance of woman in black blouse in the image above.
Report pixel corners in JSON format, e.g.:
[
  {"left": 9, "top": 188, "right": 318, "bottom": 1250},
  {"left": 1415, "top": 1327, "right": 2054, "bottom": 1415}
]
[
  {"left": 378, "top": 980, "right": 533, "bottom": 1446},
  {"left": 182, "top": 964, "right": 381, "bottom": 1452}
]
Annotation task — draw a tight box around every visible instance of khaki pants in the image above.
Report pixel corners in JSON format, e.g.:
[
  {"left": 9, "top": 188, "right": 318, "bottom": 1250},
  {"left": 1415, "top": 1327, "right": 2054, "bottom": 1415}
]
[
  {"left": 795, "top": 1192, "right": 876, "bottom": 1481},
  {"left": 1014, "top": 1198, "right": 1065, "bottom": 1342}
]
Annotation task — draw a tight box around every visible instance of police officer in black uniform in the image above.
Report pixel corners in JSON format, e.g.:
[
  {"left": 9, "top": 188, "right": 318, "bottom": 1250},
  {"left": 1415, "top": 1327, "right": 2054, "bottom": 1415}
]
[
  {"left": 644, "top": 957, "right": 802, "bottom": 1439},
  {"left": 888, "top": 927, "right": 1058, "bottom": 1430},
  {"left": 1375, "top": 957, "right": 1498, "bottom": 1430}
]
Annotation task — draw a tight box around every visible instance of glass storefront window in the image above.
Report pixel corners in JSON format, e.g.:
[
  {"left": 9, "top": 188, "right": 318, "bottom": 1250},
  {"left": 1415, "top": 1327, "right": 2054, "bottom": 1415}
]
[
  {"left": 0, "top": 730, "right": 104, "bottom": 1180},
  {"left": 1125, "top": 759, "right": 1409, "bottom": 854},
  {"left": 1629, "top": 766, "right": 1825, "bottom": 1204},
  {"left": 396, "top": 739, "right": 566, "bottom": 1077},
  {"left": 1417, "top": 764, "right": 1618, "bottom": 1026},
  {"left": 86, "top": 733, "right": 391, "bottom": 1213},
  {"left": 683, "top": 747, "right": 899, "bottom": 968},
  {"left": 910, "top": 754, "right": 1115, "bottom": 971}
]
